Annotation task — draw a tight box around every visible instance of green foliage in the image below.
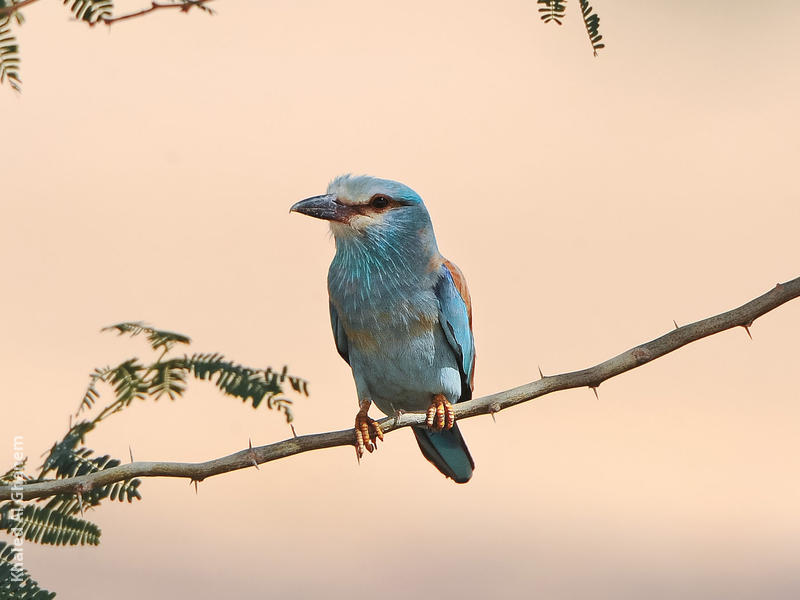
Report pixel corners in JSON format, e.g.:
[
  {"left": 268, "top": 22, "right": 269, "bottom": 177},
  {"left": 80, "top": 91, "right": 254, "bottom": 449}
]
[
  {"left": 76, "top": 322, "right": 307, "bottom": 421},
  {"left": 578, "top": 0, "right": 604, "bottom": 55},
  {"left": 0, "top": 505, "right": 101, "bottom": 546},
  {"left": 102, "top": 321, "right": 191, "bottom": 352},
  {"left": 0, "top": 14, "right": 21, "bottom": 92},
  {"left": 0, "top": 541, "right": 55, "bottom": 600},
  {"left": 1, "top": 420, "right": 132, "bottom": 551},
  {"left": 1, "top": 460, "right": 30, "bottom": 485},
  {"left": 0, "top": 321, "right": 308, "bottom": 597},
  {"left": 78, "top": 367, "right": 113, "bottom": 413},
  {"left": 36, "top": 421, "right": 95, "bottom": 478},
  {"left": 537, "top": 0, "right": 605, "bottom": 55},
  {"left": 537, "top": 0, "right": 566, "bottom": 25},
  {"left": 105, "top": 359, "right": 149, "bottom": 409},
  {"left": 187, "top": 354, "right": 298, "bottom": 420},
  {"left": 148, "top": 358, "right": 187, "bottom": 400},
  {"left": 63, "top": 0, "right": 112, "bottom": 24},
  {"left": 36, "top": 422, "right": 142, "bottom": 516}
]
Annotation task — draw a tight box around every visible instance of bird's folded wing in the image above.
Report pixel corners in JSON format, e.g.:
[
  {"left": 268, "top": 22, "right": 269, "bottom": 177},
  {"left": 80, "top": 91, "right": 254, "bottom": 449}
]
[
  {"left": 329, "top": 301, "right": 350, "bottom": 365},
  {"left": 436, "top": 260, "right": 476, "bottom": 400}
]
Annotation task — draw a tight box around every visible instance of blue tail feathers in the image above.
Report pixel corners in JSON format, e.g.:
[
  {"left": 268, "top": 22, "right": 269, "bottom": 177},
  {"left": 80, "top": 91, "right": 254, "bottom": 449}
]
[{"left": 412, "top": 424, "right": 474, "bottom": 483}]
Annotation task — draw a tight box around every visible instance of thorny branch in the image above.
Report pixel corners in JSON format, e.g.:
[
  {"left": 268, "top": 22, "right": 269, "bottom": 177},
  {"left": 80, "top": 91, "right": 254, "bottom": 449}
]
[{"left": 1, "top": 276, "right": 799, "bottom": 502}]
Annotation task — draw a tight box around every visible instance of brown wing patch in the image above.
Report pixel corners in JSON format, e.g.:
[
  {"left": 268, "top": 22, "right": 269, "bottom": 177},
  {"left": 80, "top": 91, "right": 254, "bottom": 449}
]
[{"left": 442, "top": 258, "right": 475, "bottom": 390}]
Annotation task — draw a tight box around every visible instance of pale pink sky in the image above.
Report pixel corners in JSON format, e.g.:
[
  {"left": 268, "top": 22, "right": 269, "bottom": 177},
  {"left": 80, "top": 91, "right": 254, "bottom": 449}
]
[{"left": 2, "top": 1, "right": 800, "bottom": 598}]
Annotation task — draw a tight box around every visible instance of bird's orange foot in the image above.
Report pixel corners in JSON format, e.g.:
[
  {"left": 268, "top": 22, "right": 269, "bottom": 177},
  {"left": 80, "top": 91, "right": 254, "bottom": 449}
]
[
  {"left": 354, "top": 401, "right": 384, "bottom": 460},
  {"left": 426, "top": 394, "right": 455, "bottom": 431}
]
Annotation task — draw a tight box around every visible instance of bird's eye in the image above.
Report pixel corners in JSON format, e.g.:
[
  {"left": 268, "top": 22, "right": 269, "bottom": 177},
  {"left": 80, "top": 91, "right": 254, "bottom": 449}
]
[{"left": 370, "top": 195, "right": 390, "bottom": 209}]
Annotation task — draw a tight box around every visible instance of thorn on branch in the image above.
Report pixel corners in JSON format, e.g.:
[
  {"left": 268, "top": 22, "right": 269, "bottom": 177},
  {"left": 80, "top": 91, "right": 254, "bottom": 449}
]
[
  {"left": 742, "top": 322, "right": 753, "bottom": 340},
  {"left": 538, "top": 365, "right": 545, "bottom": 379},
  {"left": 290, "top": 424, "right": 298, "bottom": 438},
  {"left": 75, "top": 482, "right": 92, "bottom": 515},
  {"left": 248, "top": 438, "right": 260, "bottom": 470},
  {"left": 189, "top": 479, "right": 200, "bottom": 494},
  {"left": 590, "top": 385, "right": 599, "bottom": 400},
  {"left": 489, "top": 402, "right": 501, "bottom": 423},
  {"left": 673, "top": 320, "right": 679, "bottom": 330},
  {"left": 129, "top": 445, "right": 134, "bottom": 463},
  {"left": 391, "top": 408, "right": 405, "bottom": 429}
]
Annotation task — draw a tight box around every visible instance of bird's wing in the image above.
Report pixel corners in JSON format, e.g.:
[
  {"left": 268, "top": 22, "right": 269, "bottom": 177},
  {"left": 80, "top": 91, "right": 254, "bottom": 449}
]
[
  {"left": 435, "top": 259, "right": 475, "bottom": 401},
  {"left": 329, "top": 301, "right": 350, "bottom": 365}
]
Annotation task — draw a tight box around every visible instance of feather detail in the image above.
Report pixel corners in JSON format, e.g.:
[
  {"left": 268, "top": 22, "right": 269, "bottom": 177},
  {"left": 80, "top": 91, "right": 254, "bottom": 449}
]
[
  {"left": 412, "top": 424, "right": 474, "bottom": 483},
  {"left": 441, "top": 258, "right": 475, "bottom": 389},
  {"left": 442, "top": 259, "right": 472, "bottom": 328}
]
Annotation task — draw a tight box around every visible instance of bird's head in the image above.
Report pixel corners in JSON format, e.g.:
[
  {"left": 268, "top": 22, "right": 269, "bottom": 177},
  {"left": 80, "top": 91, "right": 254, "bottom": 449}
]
[{"left": 291, "top": 174, "right": 432, "bottom": 243}]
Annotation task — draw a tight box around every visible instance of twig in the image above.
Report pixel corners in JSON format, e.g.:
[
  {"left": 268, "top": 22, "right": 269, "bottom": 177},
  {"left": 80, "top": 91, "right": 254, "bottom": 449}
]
[
  {"left": 98, "top": 0, "right": 214, "bottom": 26},
  {"left": 0, "top": 0, "right": 39, "bottom": 19},
  {"left": 1, "top": 276, "right": 798, "bottom": 502},
  {"left": 0, "top": 0, "right": 214, "bottom": 23}
]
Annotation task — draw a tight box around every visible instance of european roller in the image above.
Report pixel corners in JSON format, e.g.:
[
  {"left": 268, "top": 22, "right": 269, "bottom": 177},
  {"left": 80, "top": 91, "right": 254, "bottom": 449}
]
[{"left": 291, "top": 175, "right": 475, "bottom": 483}]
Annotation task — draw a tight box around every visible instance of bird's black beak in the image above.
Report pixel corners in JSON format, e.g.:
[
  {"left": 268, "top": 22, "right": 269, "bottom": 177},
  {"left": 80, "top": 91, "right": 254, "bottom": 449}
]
[{"left": 290, "top": 194, "right": 352, "bottom": 223}]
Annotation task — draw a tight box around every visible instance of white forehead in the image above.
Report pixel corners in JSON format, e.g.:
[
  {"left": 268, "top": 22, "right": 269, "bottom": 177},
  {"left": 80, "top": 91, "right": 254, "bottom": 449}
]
[{"left": 326, "top": 174, "right": 422, "bottom": 205}]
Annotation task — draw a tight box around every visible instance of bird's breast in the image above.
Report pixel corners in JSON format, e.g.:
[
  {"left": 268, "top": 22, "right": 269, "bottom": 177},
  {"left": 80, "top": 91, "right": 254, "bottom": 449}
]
[
  {"left": 331, "top": 285, "right": 462, "bottom": 412},
  {"left": 336, "top": 291, "right": 440, "bottom": 349}
]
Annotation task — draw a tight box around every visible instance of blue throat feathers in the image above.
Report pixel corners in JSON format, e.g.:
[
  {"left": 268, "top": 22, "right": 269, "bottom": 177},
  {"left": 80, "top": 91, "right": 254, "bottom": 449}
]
[{"left": 329, "top": 215, "right": 438, "bottom": 305}]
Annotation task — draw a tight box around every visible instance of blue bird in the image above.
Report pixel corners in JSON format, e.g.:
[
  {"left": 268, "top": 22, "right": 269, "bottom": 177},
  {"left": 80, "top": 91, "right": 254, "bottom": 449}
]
[{"left": 291, "top": 175, "right": 476, "bottom": 483}]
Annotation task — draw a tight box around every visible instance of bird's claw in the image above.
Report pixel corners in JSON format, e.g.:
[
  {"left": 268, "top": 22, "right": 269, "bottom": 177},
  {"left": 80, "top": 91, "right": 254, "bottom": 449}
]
[
  {"left": 426, "top": 394, "right": 455, "bottom": 431},
  {"left": 354, "top": 408, "right": 384, "bottom": 460}
]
